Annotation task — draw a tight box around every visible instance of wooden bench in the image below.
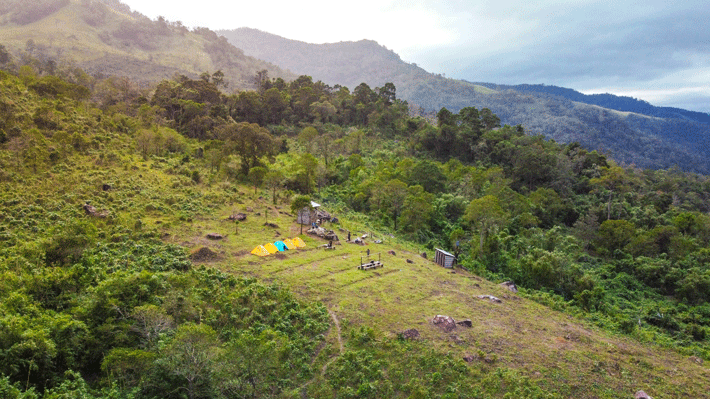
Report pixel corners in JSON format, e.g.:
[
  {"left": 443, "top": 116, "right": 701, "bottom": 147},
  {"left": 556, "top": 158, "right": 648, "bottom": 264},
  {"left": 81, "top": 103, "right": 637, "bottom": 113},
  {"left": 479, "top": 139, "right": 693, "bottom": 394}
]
[{"left": 358, "top": 261, "right": 383, "bottom": 270}]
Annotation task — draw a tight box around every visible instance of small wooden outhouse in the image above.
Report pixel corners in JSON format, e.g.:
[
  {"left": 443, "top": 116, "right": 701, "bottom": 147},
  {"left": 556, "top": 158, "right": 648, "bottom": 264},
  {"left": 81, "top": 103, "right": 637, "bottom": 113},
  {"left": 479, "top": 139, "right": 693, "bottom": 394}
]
[{"left": 434, "top": 248, "right": 456, "bottom": 269}]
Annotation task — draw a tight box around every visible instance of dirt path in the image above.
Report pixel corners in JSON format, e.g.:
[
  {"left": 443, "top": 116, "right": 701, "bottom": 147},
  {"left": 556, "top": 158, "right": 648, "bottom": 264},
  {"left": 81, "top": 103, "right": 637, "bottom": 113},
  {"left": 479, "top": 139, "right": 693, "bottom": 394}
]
[
  {"left": 299, "top": 308, "right": 345, "bottom": 398},
  {"left": 328, "top": 308, "right": 344, "bottom": 355}
]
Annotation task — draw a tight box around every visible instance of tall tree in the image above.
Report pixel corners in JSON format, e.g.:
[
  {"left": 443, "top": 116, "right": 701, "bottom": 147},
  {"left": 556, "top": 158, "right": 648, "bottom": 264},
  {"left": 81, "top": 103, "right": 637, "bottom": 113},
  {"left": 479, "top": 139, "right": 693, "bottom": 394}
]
[
  {"left": 220, "top": 122, "right": 276, "bottom": 176},
  {"left": 464, "top": 195, "right": 508, "bottom": 252}
]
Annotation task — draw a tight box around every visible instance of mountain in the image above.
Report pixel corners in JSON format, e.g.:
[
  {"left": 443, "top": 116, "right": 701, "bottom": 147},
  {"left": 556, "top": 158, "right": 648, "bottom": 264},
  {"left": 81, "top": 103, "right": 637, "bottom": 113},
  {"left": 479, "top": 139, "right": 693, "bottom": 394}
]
[
  {"left": 0, "top": 0, "right": 295, "bottom": 88},
  {"left": 219, "top": 28, "right": 710, "bottom": 174},
  {"left": 475, "top": 82, "right": 710, "bottom": 124}
]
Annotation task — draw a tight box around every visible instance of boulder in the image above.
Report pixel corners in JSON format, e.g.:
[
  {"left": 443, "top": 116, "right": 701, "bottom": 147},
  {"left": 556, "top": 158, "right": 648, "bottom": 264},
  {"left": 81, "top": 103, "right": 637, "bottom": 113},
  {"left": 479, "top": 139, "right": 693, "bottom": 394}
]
[
  {"left": 406, "top": 259, "right": 414, "bottom": 264},
  {"left": 83, "top": 203, "right": 108, "bottom": 218},
  {"left": 500, "top": 281, "right": 518, "bottom": 293},
  {"left": 635, "top": 391, "right": 653, "bottom": 399},
  {"left": 388, "top": 250, "right": 396, "bottom": 256},
  {"left": 206, "top": 233, "right": 224, "bottom": 240},
  {"left": 457, "top": 319, "right": 473, "bottom": 327},
  {"left": 228, "top": 213, "right": 247, "bottom": 221},
  {"left": 463, "top": 354, "right": 475, "bottom": 363},
  {"left": 477, "top": 295, "right": 502, "bottom": 303},
  {"left": 432, "top": 315, "right": 456, "bottom": 332},
  {"left": 400, "top": 328, "right": 420, "bottom": 340},
  {"left": 421, "top": 252, "right": 427, "bottom": 259},
  {"left": 83, "top": 203, "right": 97, "bottom": 215},
  {"left": 264, "top": 222, "right": 279, "bottom": 228}
]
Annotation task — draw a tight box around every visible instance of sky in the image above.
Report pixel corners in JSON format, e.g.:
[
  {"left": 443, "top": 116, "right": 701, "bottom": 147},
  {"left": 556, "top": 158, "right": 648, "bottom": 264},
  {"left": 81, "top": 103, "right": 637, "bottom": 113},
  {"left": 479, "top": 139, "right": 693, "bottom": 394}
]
[{"left": 119, "top": 0, "right": 710, "bottom": 113}]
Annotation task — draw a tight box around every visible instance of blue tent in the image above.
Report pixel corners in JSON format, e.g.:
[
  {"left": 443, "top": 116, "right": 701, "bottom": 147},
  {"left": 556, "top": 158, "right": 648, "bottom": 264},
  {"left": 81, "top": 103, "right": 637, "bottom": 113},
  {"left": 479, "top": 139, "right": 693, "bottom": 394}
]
[{"left": 274, "top": 241, "right": 288, "bottom": 251}]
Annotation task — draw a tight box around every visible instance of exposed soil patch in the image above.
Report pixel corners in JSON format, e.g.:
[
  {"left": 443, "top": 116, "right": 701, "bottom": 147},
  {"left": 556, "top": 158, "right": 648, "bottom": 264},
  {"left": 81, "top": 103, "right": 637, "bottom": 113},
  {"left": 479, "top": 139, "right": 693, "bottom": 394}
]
[
  {"left": 190, "top": 246, "right": 220, "bottom": 262},
  {"left": 274, "top": 253, "right": 287, "bottom": 259}
]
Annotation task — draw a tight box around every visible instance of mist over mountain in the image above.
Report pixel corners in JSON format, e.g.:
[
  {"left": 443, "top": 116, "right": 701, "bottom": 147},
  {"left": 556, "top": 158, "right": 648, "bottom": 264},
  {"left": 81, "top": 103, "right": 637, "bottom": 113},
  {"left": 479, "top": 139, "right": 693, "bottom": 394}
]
[{"left": 220, "top": 27, "right": 710, "bottom": 174}]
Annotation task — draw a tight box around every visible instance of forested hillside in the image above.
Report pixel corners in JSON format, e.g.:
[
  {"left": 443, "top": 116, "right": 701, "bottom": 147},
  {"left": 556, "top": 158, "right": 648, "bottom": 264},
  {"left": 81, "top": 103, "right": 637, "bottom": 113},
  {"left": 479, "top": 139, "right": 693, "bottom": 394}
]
[
  {"left": 1, "top": 48, "right": 710, "bottom": 398},
  {"left": 0, "top": 0, "right": 294, "bottom": 89},
  {"left": 219, "top": 28, "right": 710, "bottom": 174}
]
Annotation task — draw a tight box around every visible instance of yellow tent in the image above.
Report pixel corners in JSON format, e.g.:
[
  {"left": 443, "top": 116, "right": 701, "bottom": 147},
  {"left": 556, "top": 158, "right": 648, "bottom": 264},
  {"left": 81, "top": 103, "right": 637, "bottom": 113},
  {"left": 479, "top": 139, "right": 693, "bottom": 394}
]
[
  {"left": 293, "top": 237, "right": 306, "bottom": 248},
  {"left": 283, "top": 239, "right": 297, "bottom": 250},
  {"left": 251, "top": 245, "right": 270, "bottom": 257},
  {"left": 264, "top": 242, "right": 279, "bottom": 254}
]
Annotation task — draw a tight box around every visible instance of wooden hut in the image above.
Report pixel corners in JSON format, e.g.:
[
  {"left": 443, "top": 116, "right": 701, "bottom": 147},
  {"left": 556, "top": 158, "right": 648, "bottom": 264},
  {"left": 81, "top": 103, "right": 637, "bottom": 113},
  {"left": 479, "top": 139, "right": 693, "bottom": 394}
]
[{"left": 434, "top": 248, "right": 456, "bottom": 269}]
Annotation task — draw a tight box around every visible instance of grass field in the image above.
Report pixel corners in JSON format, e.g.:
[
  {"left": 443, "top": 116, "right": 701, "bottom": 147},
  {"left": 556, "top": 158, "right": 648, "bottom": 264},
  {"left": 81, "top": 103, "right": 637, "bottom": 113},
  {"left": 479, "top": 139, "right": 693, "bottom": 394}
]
[{"left": 156, "top": 186, "right": 710, "bottom": 399}]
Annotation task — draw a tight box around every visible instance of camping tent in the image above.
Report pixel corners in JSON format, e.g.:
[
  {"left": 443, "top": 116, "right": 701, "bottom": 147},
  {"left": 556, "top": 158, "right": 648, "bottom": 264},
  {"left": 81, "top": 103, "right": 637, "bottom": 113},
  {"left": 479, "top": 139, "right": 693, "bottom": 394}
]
[
  {"left": 251, "top": 245, "right": 270, "bottom": 257},
  {"left": 293, "top": 237, "right": 307, "bottom": 248},
  {"left": 283, "top": 239, "right": 297, "bottom": 250},
  {"left": 264, "top": 242, "right": 279, "bottom": 254},
  {"left": 274, "top": 241, "right": 288, "bottom": 251}
]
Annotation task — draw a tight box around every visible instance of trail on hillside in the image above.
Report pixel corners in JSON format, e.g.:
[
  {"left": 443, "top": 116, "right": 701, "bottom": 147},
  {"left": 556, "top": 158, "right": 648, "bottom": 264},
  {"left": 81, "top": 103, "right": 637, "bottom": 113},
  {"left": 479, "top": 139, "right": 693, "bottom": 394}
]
[
  {"left": 328, "top": 309, "right": 344, "bottom": 355},
  {"left": 299, "top": 308, "right": 345, "bottom": 398}
]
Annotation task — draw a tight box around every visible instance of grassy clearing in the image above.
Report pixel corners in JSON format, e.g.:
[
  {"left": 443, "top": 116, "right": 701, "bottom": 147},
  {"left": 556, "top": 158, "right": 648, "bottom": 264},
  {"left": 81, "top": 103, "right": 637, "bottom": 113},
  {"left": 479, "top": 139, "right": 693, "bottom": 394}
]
[{"left": 158, "top": 187, "right": 710, "bottom": 398}]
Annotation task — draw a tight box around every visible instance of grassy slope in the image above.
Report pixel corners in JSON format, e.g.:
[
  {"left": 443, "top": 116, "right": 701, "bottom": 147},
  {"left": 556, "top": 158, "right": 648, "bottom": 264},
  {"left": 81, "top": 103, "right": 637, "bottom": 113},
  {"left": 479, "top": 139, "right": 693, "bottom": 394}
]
[
  {"left": 0, "top": 0, "right": 293, "bottom": 87},
  {"left": 157, "top": 190, "right": 710, "bottom": 398}
]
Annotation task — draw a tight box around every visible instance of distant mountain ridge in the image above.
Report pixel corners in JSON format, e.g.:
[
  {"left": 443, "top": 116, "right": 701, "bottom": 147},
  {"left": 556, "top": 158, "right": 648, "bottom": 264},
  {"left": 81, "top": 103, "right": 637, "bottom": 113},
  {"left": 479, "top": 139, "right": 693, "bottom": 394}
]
[
  {"left": 475, "top": 83, "right": 710, "bottom": 124},
  {"left": 219, "top": 27, "right": 710, "bottom": 174}
]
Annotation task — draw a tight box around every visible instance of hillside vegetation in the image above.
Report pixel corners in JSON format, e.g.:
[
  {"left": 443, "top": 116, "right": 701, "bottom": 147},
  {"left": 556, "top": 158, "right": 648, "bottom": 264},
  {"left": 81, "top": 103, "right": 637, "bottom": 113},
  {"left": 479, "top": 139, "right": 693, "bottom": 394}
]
[
  {"left": 0, "top": 0, "right": 294, "bottom": 89},
  {"left": 1, "top": 53, "right": 710, "bottom": 398},
  {"left": 219, "top": 28, "right": 710, "bottom": 175}
]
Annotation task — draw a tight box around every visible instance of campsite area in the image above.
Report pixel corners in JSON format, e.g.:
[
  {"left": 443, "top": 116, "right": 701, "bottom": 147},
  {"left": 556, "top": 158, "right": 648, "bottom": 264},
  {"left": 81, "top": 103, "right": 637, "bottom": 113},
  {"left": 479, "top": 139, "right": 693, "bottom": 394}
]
[{"left": 164, "top": 195, "right": 710, "bottom": 398}]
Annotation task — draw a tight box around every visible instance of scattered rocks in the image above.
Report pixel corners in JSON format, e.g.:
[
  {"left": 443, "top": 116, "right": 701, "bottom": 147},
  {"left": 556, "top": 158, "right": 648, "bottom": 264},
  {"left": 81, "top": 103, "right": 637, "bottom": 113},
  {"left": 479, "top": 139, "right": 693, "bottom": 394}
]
[
  {"left": 500, "top": 281, "right": 518, "bottom": 293},
  {"left": 689, "top": 356, "right": 703, "bottom": 364},
  {"left": 406, "top": 259, "right": 414, "bottom": 264},
  {"left": 206, "top": 233, "right": 224, "bottom": 240},
  {"left": 477, "top": 295, "right": 502, "bottom": 303},
  {"left": 456, "top": 319, "right": 473, "bottom": 327},
  {"left": 635, "top": 391, "right": 652, "bottom": 399},
  {"left": 432, "top": 315, "right": 456, "bottom": 332},
  {"left": 400, "top": 328, "right": 420, "bottom": 340},
  {"left": 388, "top": 250, "right": 396, "bottom": 255},
  {"left": 307, "top": 226, "right": 339, "bottom": 241},
  {"left": 264, "top": 222, "right": 279, "bottom": 228},
  {"left": 246, "top": 207, "right": 254, "bottom": 212},
  {"left": 463, "top": 354, "right": 476, "bottom": 363}
]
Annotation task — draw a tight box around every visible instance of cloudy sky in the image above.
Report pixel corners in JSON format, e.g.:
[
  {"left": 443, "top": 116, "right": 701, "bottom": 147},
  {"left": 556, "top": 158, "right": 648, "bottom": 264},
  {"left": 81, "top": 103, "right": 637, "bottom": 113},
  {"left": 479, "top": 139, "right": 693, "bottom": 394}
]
[{"left": 120, "top": 0, "right": 710, "bottom": 113}]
